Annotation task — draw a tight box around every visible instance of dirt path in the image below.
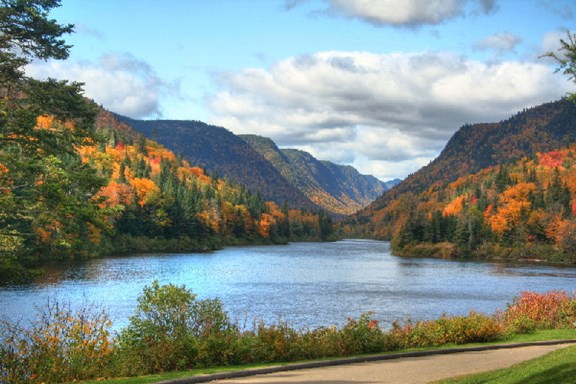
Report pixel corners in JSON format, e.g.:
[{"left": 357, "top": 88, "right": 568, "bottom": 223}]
[{"left": 200, "top": 343, "right": 570, "bottom": 384}]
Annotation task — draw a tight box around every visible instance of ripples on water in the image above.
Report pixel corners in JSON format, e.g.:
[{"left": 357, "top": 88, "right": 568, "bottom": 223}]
[{"left": 1, "top": 240, "right": 575, "bottom": 330}]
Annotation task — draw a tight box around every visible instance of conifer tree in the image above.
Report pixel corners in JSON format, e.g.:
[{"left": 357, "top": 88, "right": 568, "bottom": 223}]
[
  {"left": 0, "top": 0, "right": 105, "bottom": 278},
  {"left": 545, "top": 31, "right": 576, "bottom": 102}
]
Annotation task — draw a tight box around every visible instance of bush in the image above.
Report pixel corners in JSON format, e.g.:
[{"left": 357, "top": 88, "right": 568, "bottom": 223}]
[
  {"left": 441, "top": 311, "right": 505, "bottom": 344},
  {"left": 0, "top": 299, "right": 114, "bottom": 384},
  {"left": 503, "top": 291, "right": 576, "bottom": 333},
  {"left": 340, "top": 312, "right": 388, "bottom": 354},
  {"left": 116, "top": 280, "right": 239, "bottom": 375},
  {"left": 252, "top": 321, "right": 300, "bottom": 362},
  {"left": 293, "top": 326, "right": 344, "bottom": 359},
  {"left": 388, "top": 311, "right": 505, "bottom": 349},
  {"left": 192, "top": 298, "right": 241, "bottom": 367}
]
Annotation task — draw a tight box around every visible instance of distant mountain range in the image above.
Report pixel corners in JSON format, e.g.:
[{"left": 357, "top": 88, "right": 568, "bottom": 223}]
[
  {"left": 116, "top": 116, "right": 396, "bottom": 216},
  {"left": 239, "top": 134, "right": 391, "bottom": 216}
]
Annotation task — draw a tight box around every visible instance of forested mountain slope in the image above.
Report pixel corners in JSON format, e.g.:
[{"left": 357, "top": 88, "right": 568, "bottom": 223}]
[
  {"left": 342, "top": 146, "right": 576, "bottom": 263},
  {"left": 115, "top": 116, "right": 317, "bottom": 211},
  {"left": 341, "top": 99, "right": 576, "bottom": 263},
  {"left": 94, "top": 110, "right": 336, "bottom": 250},
  {"left": 240, "top": 134, "right": 388, "bottom": 216},
  {"left": 351, "top": 99, "right": 576, "bottom": 227}
]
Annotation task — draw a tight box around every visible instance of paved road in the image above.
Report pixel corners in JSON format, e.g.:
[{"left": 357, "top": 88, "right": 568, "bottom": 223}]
[{"left": 203, "top": 343, "right": 569, "bottom": 384}]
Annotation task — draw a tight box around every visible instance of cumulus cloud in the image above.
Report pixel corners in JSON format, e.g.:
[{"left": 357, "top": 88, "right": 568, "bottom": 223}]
[
  {"left": 25, "top": 53, "right": 180, "bottom": 119},
  {"left": 209, "top": 51, "right": 569, "bottom": 180},
  {"left": 473, "top": 32, "right": 522, "bottom": 56},
  {"left": 288, "top": 0, "right": 497, "bottom": 27}
]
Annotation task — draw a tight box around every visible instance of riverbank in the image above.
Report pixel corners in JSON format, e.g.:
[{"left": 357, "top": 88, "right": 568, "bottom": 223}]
[
  {"left": 2, "top": 282, "right": 576, "bottom": 384},
  {"left": 394, "top": 241, "right": 576, "bottom": 266},
  {"left": 5, "top": 240, "right": 576, "bottom": 333}
]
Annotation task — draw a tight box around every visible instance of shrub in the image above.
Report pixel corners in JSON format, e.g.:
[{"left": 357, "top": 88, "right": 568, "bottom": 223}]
[
  {"left": 293, "top": 326, "right": 344, "bottom": 359},
  {"left": 116, "top": 280, "right": 239, "bottom": 375},
  {"left": 251, "top": 321, "right": 299, "bottom": 362},
  {"left": 116, "top": 280, "right": 200, "bottom": 374},
  {"left": 387, "top": 311, "right": 505, "bottom": 349},
  {"left": 340, "top": 312, "right": 388, "bottom": 354},
  {"left": 192, "top": 298, "right": 240, "bottom": 367},
  {"left": 441, "top": 311, "right": 505, "bottom": 344},
  {"left": 503, "top": 291, "right": 575, "bottom": 333},
  {"left": 0, "top": 299, "right": 114, "bottom": 384}
]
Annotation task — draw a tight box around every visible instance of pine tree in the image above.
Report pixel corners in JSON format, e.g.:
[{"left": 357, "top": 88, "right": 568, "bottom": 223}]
[
  {"left": 544, "top": 31, "right": 576, "bottom": 103},
  {"left": 0, "top": 0, "right": 107, "bottom": 274}
]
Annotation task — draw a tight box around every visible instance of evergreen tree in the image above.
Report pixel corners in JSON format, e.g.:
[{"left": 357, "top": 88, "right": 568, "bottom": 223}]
[
  {"left": 545, "top": 31, "right": 576, "bottom": 103},
  {"left": 0, "top": 0, "right": 106, "bottom": 277},
  {"left": 546, "top": 168, "right": 572, "bottom": 217},
  {"left": 494, "top": 165, "right": 512, "bottom": 193}
]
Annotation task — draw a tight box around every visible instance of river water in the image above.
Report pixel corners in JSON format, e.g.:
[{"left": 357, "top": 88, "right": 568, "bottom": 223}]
[{"left": 1, "top": 240, "right": 575, "bottom": 330}]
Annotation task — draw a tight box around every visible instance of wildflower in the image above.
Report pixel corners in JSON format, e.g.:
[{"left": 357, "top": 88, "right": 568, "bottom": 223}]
[{"left": 368, "top": 320, "right": 378, "bottom": 330}]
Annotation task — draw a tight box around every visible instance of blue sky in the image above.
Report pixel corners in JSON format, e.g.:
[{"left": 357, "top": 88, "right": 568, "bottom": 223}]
[{"left": 28, "top": 0, "right": 576, "bottom": 180}]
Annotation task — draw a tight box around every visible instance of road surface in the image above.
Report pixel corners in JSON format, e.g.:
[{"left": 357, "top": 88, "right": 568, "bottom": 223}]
[{"left": 161, "top": 341, "right": 574, "bottom": 384}]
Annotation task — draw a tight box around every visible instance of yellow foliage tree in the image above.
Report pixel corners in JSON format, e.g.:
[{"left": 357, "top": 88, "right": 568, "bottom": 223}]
[
  {"left": 442, "top": 195, "right": 466, "bottom": 217},
  {"left": 130, "top": 178, "right": 160, "bottom": 207}
]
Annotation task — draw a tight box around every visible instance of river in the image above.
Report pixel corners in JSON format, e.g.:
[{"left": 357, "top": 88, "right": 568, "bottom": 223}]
[{"left": 1, "top": 240, "right": 575, "bottom": 331}]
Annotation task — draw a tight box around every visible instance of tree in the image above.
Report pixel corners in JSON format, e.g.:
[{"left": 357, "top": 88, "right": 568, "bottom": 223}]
[
  {"left": 0, "top": 0, "right": 73, "bottom": 85},
  {"left": 0, "top": 0, "right": 105, "bottom": 277},
  {"left": 545, "top": 31, "right": 576, "bottom": 102}
]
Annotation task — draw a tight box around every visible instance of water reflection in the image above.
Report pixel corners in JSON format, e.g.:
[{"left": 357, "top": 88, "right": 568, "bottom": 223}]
[
  {"left": 490, "top": 264, "right": 576, "bottom": 279},
  {"left": 1, "top": 240, "right": 575, "bottom": 331}
]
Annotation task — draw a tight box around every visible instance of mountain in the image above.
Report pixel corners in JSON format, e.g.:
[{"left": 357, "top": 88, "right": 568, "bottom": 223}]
[
  {"left": 357, "top": 146, "right": 576, "bottom": 263},
  {"left": 342, "top": 99, "right": 576, "bottom": 263},
  {"left": 93, "top": 110, "right": 337, "bottom": 249},
  {"left": 240, "top": 134, "right": 388, "bottom": 216},
  {"left": 383, "top": 178, "right": 402, "bottom": 189},
  {"left": 115, "top": 116, "right": 317, "bottom": 211},
  {"left": 354, "top": 99, "right": 576, "bottom": 222},
  {"left": 116, "top": 116, "right": 389, "bottom": 217}
]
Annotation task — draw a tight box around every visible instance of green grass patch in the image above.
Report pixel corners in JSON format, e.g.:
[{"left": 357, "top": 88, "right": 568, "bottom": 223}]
[
  {"left": 435, "top": 344, "right": 576, "bottom": 384},
  {"left": 505, "top": 329, "right": 576, "bottom": 343},
  {"left": 68, "top": 362, "right": 297, "bottom": 384}
]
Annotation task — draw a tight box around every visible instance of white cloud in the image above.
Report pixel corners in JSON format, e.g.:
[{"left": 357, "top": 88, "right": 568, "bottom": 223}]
[
  {"left": 473, "top": 32, "right": 522, "bottom": 56},
  {"left": 540, "top": 29, "right": 575, "bottom": 62},
  {"left": 209, "top": 50, "right": 569, "bottom": 180},
  {"left": 289, "top": 0, "right": 497, "bottom": 27},
  {"left": 25, "top": 53, "right": 180, "bottom": 119}
]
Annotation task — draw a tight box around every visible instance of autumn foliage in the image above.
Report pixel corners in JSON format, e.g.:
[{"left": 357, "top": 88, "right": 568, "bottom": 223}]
[
  {"left": 80, "top": 110, "right": 335, "bottom": 254},
  {"left": 342, "top": 145, "right": 576, "bottom": 263},
  {"left": 2, "top": 106, "right": 335, "bottom": 280},
  {"left": 503, "top": 290, "right": 576, "bottom": 332}
]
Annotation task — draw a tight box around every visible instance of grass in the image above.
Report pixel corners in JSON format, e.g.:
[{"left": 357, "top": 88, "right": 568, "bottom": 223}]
[
  {"left": 434, "top": 344, "right": 576, "bottom": 384},
  {"left": 72, "top": 329, "right": 576, "bottom": 384},
  {"left": 68, "top": 365, "right": 263, "bottom": 384}
]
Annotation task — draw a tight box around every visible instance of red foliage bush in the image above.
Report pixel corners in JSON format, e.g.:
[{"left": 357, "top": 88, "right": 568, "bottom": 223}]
[{"left": 503, "top": 290, "right": 576, "bottom": 333}]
